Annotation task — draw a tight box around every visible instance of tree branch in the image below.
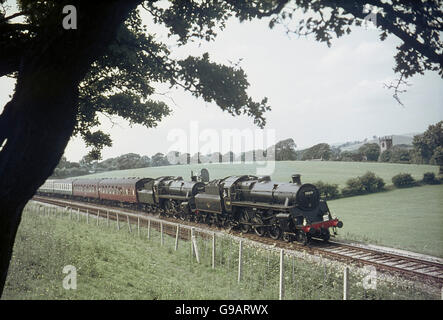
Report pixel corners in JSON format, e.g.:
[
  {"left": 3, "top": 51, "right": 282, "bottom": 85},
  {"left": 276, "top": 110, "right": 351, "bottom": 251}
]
[{"left": 0, "top": 11, "right": 27, "bottom": 23}]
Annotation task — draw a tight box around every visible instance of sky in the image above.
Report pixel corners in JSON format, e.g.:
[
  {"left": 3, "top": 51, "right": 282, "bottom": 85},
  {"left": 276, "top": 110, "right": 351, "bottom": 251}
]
[{"left": 0, "top": 4, "right": 442, "bottom": 162}]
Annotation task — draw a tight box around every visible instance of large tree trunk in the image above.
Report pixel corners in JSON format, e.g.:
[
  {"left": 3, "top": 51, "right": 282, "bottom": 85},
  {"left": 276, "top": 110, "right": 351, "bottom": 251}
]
[{"left": 0, "top": 0, "right": 141, "bottom": 296}]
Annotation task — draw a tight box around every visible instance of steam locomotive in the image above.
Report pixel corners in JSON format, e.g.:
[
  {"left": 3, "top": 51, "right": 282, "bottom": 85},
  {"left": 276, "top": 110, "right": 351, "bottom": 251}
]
[{"left": 37, "top": 170, "right": 343, "bottom": 244}]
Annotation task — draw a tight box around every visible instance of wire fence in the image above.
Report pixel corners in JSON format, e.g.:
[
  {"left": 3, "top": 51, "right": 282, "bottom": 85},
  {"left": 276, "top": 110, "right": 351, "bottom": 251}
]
[{"left": 25, "top": 200, "right": 442, "bottom": 300}]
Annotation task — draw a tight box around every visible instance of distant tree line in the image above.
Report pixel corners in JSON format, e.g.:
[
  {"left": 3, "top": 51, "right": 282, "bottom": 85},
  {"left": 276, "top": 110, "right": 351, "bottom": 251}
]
[
  {"left": 52, "top": 121, "right": 442, "bottom": 179},
  {"left": 298, "top": 121, "right": 442, "bottom": 175},
  {"left": 51, "top": 138, "right": 299, "bottom": 178}
]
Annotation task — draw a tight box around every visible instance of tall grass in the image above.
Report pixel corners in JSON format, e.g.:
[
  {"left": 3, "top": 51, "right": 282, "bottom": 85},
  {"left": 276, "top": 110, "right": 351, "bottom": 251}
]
[{"left": 2, "top": 203, "right": 439, "bottom": 300}]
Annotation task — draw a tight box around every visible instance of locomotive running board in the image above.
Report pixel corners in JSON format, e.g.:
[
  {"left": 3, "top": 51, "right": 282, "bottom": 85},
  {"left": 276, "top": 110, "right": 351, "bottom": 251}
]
[{"left": 230, "top": 201, "right": 295, "bottom": 210}]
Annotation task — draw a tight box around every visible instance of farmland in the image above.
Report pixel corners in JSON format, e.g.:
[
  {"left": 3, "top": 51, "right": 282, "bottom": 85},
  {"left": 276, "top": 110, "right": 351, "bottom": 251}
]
[{"left": 328, "top": 184, "right": 443, "bottom": 257}]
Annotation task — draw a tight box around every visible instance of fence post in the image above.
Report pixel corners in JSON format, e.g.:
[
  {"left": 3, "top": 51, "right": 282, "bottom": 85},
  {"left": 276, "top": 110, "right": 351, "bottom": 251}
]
[
  {"left": 127, "top": 215, "right": 132, "bottom": 233},
  {"left": 137, "top": 217, "right": 140, "bottom": 237},
  {"left": 96, "top": 210, "right": 100, "bottom": 226},
  {"left": 77, "top": 208, "right": 80, "bottom": 221},
  {"left": 116, "top": 213, "right": 120, "bottom": 230},
  {"left": 190, "top": 228, "right": 194, "bottom": 256},
  {"left": 191, "top": 227, "right": 200, "bottom": 263},
  {"left": 86, "top": 209, "right": 89, "bottom": 224},
  {"left": 343, "top": 266, "right": 349, "bottom": 300},
  {"left": 175, "top": 225, "right": 179, "bottom": 251},
  {"left": 238, "top": 240, "right": 243, "bottom": 283},
  {"left": 69, "top": 207, "right": 72, "bottom": 220},
  {"left": 106, "top": 210, "right": 109, "bottom": 227},
  {"left": 147, "top": 219, "right": 151, "bottom": 239},
  {"left": 212, "top": 232, "right": 216, "bottom": 269},
  {"left": 279, "top": 249, "right": 285, "bottom": 300},
  {"left": 160, "top": 222, "right": 164, "bottom": 246}
]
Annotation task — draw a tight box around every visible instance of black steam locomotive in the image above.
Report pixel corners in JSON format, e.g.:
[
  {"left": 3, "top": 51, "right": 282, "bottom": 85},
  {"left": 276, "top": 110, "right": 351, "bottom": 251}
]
[
  {"left": 191, "top": 173, "right": 342, "bottom": 244},
  {"left": 38, "top": 170, "right": 343, "bottom": 244}
]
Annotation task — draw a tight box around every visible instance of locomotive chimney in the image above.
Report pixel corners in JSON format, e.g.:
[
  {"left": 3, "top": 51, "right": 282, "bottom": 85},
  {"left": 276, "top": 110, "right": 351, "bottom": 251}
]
[{"left": 291, "top": 174, "right": 301, "bottom": 185}]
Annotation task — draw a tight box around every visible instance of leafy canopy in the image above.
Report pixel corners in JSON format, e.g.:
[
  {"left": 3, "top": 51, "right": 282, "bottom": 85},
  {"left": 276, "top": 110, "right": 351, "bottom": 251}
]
[{"left": 1, "top": 0, "right": 442, "bottom": 158}]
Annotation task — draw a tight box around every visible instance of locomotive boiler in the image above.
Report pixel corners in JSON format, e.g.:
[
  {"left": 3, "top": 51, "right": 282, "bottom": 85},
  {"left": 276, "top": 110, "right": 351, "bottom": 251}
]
[
  {"left": 195, "top": 174, "right": 342, "bottom": 244},
  {"left": 137, "top": 176, "right": 205, "bottom": 220}
]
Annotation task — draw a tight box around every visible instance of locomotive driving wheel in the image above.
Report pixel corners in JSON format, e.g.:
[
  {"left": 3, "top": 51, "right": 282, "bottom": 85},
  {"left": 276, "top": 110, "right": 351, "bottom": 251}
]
[
  {"left": 321, "top": 229, "right": 330, "bottom": 242},
  {"left": 251, "top": 215, "right": 266, "bottom": 237},
  {"left": 239, "top": 210, "right": 251, "bottom": 233},
  {"left": 283, "top": 233, "right": 294, "bottom": 242},
  {"left": 296, "top": 231, "right": 310, "bottom": 245},
  {"left": 269, "top": 225, "right": 282, "bottom": 240}
]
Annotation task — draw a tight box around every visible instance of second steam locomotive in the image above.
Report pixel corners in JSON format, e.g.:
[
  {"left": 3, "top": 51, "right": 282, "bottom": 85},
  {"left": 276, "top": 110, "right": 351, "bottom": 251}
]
[{"left": 38, "top": 171, "right": 343, "bottom": 244}]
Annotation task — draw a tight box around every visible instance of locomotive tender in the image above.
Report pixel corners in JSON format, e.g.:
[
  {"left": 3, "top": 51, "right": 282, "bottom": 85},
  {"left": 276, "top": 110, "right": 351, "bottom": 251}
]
[{"left": 37, "top": 171, "right": 342, "bottom": 244}]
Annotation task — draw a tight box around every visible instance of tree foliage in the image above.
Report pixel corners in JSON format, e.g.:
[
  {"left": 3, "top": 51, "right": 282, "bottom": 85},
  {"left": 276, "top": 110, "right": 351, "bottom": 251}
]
[
  {"left": 2, "top": 1, "right": 442, "bottom": 159},
  {"left": 302, "top": 143, "right": 332, "bottom": 160},
  {"left": 392, "top": 172, "right": 416, "bottom": 188},
  {"left": 412, "top": 121, "right": 443, "bottom": 168},
  {"left": 274, "top": 138, "right": 297, "bottom": 161},
  {"left": 358, "top": 143, "right": 380, "bottom": 161},
  {"left": 342, "top": 171, "right": 385, "bottom": 196}
]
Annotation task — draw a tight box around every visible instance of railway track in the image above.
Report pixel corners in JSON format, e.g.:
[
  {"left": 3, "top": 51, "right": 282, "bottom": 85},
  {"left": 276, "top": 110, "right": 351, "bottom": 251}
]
[{"left": 32, "top": 195, "right": 443, "bottom": 288}]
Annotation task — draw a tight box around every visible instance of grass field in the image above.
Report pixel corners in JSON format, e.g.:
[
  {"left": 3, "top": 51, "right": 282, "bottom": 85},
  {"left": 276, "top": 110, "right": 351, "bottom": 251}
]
[
  {"left": 2, "top": 204, "right": 438, "bottom": 300},
  {"left": 328, "top": 184, "right": 443, "bottom": 257},
  {"left": 79, "top": 161, "right": 439, "bottom": 188}
]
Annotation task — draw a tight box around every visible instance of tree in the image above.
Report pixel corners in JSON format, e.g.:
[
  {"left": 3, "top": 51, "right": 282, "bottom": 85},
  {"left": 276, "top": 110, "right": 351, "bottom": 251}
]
[
  {"left": 0, "top": 0, "right": 442, "bottom": 296},
  {"left": 302, "top": 143, "right": 332, "bottom": 160},
  {"left": 0, "top": 0, "right": 278, "bottom": 293},
  {"left": 431, "top": 146, "right": 443, "bottom": 174},
  {"left": 359, "top": 143, "right": 381, "bottom": 161},
  {"left": 151, "top": 153, "right": 169, "bottom": 167},
  {"left": 274, "top": 138, "right": 297, "bottom": 161},
  {"left": 340, "top": 150, "right": 364, "bottom": 162},
  {"left": 412, "top": 121, "right": 443, "bottom": 173}
]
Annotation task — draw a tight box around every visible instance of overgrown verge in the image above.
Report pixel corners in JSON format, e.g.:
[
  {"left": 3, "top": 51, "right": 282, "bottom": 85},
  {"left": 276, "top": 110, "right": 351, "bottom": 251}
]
[{"left": 2, "top": 203, "right": 439, "bottom": 300}]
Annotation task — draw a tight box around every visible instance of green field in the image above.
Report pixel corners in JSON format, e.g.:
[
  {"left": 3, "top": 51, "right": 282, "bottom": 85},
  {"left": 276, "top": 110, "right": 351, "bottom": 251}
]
[
  {"left": 328, "top": 184, "right": 443, "bottom": 257},
  {"left": 79, "top": 161, "right": 439, "bottom": 188},
  {"left": 2, "top": 204, "right": 438, "bottom": 300}
]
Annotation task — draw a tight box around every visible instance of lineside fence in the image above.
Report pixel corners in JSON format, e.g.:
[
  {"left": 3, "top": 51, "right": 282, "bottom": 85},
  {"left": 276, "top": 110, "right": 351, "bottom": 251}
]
[{"left": 25, "top": 201, "right": 442, "bottom": 300}]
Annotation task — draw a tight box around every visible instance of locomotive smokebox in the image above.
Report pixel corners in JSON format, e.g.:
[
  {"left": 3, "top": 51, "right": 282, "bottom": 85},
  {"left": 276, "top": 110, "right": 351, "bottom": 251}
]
[{"left": 291, "top": 174, "right": 301, "bottom": 185}]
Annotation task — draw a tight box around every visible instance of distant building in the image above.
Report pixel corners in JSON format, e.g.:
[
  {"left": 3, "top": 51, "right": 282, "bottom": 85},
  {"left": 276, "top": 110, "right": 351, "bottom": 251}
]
[{"left": 379, "top": 136, "right": 393, "bottom": 153}]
